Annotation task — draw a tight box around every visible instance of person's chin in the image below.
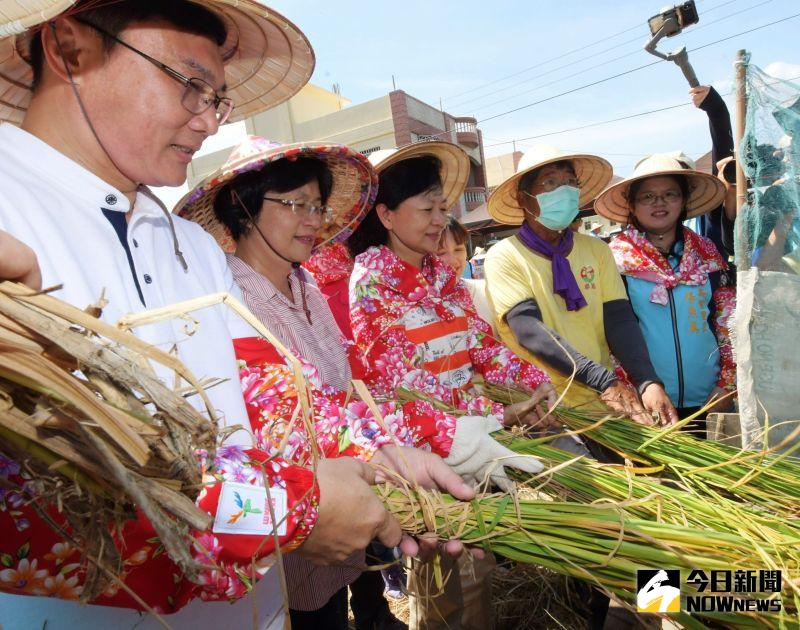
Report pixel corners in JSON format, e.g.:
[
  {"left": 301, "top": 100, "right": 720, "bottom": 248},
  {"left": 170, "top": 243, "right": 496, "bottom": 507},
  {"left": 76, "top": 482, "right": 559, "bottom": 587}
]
[
  {"left": 150, "top": 165, "right": 189, "bottom": 189},
  {"left": 653, "top": 219, "right": 680, "bottom": 232},
  {"left": 422, "top": 235, "right": 441, "bottom": 250},
  {"left": 291, "top": 243, "right": 314, "bottom": 262}
]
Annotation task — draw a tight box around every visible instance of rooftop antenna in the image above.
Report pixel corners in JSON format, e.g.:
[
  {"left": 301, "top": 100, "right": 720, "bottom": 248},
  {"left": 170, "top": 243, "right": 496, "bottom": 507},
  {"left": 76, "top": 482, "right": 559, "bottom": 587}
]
[{"left": 644, "top": 1, "right": 701, "bottom": 87}]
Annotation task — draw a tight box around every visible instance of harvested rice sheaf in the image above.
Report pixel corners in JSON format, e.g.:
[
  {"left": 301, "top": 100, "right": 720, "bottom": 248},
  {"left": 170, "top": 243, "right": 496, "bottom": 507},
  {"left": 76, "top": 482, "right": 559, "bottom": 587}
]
[
  {"left": 379, "top": 484, "right": 799, "bottom": 629},
  {"left": 0, "top": 282, "right": 221, "bottom": 598}
]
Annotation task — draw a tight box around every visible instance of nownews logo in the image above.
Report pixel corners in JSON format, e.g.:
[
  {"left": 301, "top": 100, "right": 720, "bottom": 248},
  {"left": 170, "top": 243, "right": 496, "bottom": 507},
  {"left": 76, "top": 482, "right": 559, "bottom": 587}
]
[
  {"left": 637, "top": 570, "right": 681, "bottom": 613},
  {"left": 636, "top": 569, "right": 783, "bottom": 614}
]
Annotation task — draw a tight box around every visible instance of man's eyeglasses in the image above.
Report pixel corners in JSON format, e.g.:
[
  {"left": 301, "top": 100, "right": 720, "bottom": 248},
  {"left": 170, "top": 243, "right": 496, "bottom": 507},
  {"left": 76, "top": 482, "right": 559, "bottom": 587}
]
[
  {"left": 263, "top": 197, "right": 334, "bottom": 225},
  {"left": 532, "top": 177, "right": 581, "bottom": 193},
  {"left": 78, "top": 20, "right": 234, "bottom": 124}
]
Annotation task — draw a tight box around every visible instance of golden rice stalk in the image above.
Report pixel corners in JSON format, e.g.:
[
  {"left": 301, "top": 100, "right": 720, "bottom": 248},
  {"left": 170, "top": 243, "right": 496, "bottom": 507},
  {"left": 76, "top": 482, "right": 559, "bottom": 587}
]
[{"left": 379, "top": 484, "right": 798, "bottom": 629}]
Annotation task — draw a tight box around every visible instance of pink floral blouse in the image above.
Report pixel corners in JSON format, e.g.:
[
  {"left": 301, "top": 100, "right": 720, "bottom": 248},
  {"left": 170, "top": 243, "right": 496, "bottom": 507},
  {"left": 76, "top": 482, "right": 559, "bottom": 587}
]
[{"left": 349, "top": 246, "right": 551, "bottom": 424}]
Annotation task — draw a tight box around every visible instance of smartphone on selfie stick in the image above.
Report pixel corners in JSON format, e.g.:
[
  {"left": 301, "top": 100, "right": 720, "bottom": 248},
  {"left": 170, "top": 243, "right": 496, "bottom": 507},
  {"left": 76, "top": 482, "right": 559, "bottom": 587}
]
[{"left": 644, "top": 1, "right": 701, "bottom": 87}]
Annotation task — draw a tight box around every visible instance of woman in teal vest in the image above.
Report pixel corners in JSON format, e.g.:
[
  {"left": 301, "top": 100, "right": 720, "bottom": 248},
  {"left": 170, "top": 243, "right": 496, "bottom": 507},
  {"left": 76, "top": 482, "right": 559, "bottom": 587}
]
[{"left": 595, "top": 155, "right": 736, "bottom": 436}]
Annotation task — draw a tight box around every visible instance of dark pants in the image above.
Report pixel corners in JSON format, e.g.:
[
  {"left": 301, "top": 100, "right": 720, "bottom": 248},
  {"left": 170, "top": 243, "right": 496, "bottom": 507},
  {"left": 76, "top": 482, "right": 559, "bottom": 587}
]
[
  {"left": 677, "top": 406, "right": 708, "bottom": 440},
  {"left": 289, "top": 587, "right": 349, "bottom": 630},
  {"left": 349, "top": 569, "right": 401, "bottom": 630}
]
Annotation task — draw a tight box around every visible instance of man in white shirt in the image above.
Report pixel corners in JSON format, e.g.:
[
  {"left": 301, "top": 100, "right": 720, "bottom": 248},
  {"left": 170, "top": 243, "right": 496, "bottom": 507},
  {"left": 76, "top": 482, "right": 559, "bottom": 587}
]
[{"left": 0, "top": 2, "right": 473, "bottom": 628}]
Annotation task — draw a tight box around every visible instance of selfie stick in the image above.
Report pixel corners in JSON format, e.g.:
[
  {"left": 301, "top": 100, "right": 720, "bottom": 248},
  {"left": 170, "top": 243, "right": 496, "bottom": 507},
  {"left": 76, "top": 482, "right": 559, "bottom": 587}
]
[{"left": 644, "top": 15, "right": 699, "bottom": 87}]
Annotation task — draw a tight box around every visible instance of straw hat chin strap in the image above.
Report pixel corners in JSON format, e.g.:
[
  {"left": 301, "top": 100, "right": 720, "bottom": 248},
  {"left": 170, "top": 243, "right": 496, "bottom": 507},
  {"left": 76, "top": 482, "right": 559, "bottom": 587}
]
[
  {"left": 231, "top": 190, "right": 300, "bottom": 267},
  {"left": 232, "top": 190, "right": 313, "bottom": 324},
  {"left": 51, "top": 22, "right": 188, "bottom": 271}
]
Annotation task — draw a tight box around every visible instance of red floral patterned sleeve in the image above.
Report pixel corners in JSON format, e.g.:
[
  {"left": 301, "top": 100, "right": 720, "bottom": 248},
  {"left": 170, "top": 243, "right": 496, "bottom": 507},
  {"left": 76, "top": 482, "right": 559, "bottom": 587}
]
[
  {"left": 0, "top": 344, "right": 425, "bottom": 610},
  {"left": 454, "top": 282, "right": 551, "bottom": 393},
  {"left": 712, "top": 285, "right": 736, "bottom": 390},
  {"left": 348, "top": 300, "right": 462, "bottom": 449},
  {"left": 234, "top": 336, "right": 457, "bottom": 460},
  {"left": 0, "top": 445, "right": 318, "bottom": 613}
]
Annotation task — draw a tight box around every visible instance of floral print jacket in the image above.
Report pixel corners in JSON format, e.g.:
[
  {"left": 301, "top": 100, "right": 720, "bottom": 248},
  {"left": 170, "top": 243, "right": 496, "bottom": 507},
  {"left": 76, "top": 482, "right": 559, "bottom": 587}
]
[
  {"left": 234, "top": 336, "right": 459, "bottom": 463},
  {"left": 0, "top": 438, "right": 318, "bottom": 613},
  {"left": 0, "top": 324, "right": 466, "bottom": 614},
  {"left": 349, "top": 246, "right": 551, "bottom": 424},
  {"left": 610, "top": 227, "right": 736, "bottom": 395}
]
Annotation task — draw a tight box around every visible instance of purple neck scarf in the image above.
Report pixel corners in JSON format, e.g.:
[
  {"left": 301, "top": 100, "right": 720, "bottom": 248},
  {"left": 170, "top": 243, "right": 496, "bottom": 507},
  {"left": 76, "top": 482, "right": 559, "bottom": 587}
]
[{"left": 517, "top": 222, "right": 587, "bottom": 311}]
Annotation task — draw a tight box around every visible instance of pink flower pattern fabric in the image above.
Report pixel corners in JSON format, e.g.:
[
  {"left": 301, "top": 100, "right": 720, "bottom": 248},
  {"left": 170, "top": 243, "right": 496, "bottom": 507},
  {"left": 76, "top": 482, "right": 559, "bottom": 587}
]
[
  {"left": 610, "top": 227, "right": 727, "bottom": 305},
  {"left": 349, "top": 246, "right": 551, "bottom": 424},
  {"left": 234, "top": 336, "right": 458, "bottom": 459},
  {"left": 0, "top": 446, "right": 319, "bottom": 612},
  {"left": 711, "top": 285, "right": 737, "bottom": 390},
  {"left": 304, "top": 242, "right": 354, "bottom": 287},
  {"left": 610, "top": 227, "right": 736, "bottom": 390}
]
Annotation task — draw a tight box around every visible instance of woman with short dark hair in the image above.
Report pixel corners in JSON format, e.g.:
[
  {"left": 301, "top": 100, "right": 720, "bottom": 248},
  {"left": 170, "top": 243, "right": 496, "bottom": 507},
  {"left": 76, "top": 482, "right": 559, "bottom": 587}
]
[
  {"left": 349, "top": 142, "right": 556, "bottom": 434},
  {"left": 348, "top": 141, "right": 554, "bottom": 630}
]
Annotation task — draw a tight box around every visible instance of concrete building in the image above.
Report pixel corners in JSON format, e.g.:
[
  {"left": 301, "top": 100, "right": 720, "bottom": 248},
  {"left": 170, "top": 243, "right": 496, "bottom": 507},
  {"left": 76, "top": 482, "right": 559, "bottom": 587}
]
[
  {"left": 184, "top": 84, "right": 489, "bottom": 218},
  {"left": 484, "top": 150, "right": 523, "bottom": 192}
]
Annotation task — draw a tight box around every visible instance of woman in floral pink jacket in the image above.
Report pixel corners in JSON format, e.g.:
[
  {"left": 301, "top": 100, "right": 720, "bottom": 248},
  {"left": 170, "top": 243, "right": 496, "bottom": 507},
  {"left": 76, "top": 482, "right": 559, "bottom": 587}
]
[
  {"left": 346, "top": 141, "right": 555, "bottom": 630},
  {"left": 176, "top": 137, "right": 481, "bottom": 628},
  {"left": 595, "top": 155, "right": 736, "bottom": 436},
  {"left": 348, "top": 144, "right": 557, "bottom": 437}
]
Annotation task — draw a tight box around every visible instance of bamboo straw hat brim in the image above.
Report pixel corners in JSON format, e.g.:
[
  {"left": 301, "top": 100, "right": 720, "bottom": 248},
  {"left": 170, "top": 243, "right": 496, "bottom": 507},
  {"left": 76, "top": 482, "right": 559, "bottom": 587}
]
[
  {"left": 368, "top": 141, "right": 471, "bottom": 209},
  {"left": 175, "top": 137, "right": 378, "bottom": 254},
  {"left": 593, "top": 154, "right": 727, "bottom": 223},
  {"left": 487, "top": 145, "right": 613, "bottom": 225},
  {"left": 0, "top": 0, "right": 314, "bottom": 125}
]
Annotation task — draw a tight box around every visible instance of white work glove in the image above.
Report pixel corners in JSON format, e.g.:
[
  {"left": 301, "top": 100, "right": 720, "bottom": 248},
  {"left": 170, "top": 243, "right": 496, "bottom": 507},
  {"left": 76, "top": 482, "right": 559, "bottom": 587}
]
[{"left": 443, "top": 416, "right": 544, "bottom": 492}]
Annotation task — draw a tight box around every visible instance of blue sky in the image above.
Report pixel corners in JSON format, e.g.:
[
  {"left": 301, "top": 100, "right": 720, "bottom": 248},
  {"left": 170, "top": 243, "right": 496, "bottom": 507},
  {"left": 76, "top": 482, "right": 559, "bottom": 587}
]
[
  {"left": 156, "top": 0, "right": 799, "bottom": 208},
  {"left": 264, "top": 0, "right": 800, "bottom": 175}
]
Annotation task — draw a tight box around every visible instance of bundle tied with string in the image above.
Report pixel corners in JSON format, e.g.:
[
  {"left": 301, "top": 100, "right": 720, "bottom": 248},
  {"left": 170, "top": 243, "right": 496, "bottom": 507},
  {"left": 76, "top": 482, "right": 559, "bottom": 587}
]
[
  {"left": 394, "top": 384, "right": 800, "bottom": 626},
  {"left": 378, "top": 483, "right": 798, "bottom": 629},
  {"left": 0, "top": 281, "right": 228, "bottom": 599}
]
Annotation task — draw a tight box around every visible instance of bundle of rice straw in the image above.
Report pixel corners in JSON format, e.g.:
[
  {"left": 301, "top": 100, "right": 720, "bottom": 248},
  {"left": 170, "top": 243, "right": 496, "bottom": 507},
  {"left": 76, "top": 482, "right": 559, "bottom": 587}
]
[
  {"left": 395, "top": 386, "right": 800, "bottom": 626},
  {"left": 0, "top": 282, "right": 221, "bottom": 598},
  {"left": 503, "top": 438, "right": 800, "bottom": 545},
  {"left": 379, "top": 484, "right": 798, "bottom": 629},
  {"left": 479, "top": 381, "right": 800, "bottom": 519}
]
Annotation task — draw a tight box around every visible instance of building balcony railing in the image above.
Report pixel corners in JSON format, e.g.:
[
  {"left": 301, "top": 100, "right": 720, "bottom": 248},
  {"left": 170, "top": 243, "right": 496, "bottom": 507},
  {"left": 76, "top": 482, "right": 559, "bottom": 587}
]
[
  {"left": 463, "top": 186, "right": 487, "bottom": 210},
  {"left": 453, "top": 117, "right": 477, "bottom": 133},
  {"left": 453, "top": 116, "right": 479, "bottom": 147}
]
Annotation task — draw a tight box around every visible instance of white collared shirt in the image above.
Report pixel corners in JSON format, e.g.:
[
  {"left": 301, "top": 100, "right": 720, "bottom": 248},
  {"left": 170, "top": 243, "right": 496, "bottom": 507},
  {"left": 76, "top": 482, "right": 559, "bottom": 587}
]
[
  {"left": 0, "top": 123, "right": 284, "bottom": 629},
  {"left": 0, "top": 123, "right": 254, "bottom": 443}
]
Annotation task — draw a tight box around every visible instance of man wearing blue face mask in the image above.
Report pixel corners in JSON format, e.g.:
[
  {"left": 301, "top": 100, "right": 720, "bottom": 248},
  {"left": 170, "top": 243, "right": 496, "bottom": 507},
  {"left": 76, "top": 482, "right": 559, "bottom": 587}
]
[{"left": 484, "top": 146, "right": 677, "bottom": 426}]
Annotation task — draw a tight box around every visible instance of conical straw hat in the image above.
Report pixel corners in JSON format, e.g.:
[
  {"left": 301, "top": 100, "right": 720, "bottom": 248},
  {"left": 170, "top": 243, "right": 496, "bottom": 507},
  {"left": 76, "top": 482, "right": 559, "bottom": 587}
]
[
  {"left": 368, "top": 141, "right": 470, "bottom": 209},
  {"left": 0, "top": 0, "right": 315, "bottom": 125},
  {"left": 175, "top": 136, "right": 378, "bottom": 253},
  {"left": 594, "top": 154, "right": 726, "bottom": 223},
  {"left": 487, "top": 144, "right": 613, "bottom": 225}
]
